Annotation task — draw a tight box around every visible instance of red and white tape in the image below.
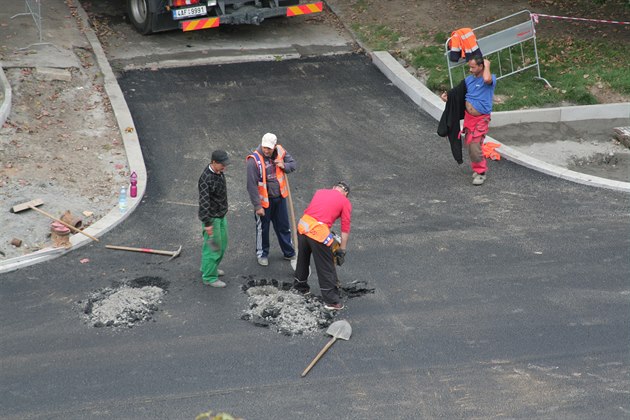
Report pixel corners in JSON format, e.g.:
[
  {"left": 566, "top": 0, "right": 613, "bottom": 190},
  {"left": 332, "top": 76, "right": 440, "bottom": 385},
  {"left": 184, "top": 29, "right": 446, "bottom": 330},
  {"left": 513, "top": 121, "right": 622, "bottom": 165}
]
[{"left": 531, "top": 13, "right": 630, "bottom": 25}]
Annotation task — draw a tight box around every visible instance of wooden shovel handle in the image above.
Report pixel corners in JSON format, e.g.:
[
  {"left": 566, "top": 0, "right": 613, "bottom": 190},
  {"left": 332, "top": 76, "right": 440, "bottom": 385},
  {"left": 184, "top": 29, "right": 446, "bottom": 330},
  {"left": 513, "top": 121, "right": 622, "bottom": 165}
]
[
  {"left": 30, "top": 205, "right": 99, "bottom": 242},
  {"left": 301, "top": 337, "right": 337, "bottom": 377},
  {"left": 285, "top": 174, "right": 298, "bottom": 250}
]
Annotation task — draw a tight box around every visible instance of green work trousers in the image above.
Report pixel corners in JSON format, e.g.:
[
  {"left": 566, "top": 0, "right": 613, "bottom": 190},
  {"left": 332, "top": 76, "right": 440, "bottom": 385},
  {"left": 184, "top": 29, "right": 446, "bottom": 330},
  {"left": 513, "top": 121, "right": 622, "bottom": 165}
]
[{"left": 200, "top": 217, "right": 228, "bottom": 284}]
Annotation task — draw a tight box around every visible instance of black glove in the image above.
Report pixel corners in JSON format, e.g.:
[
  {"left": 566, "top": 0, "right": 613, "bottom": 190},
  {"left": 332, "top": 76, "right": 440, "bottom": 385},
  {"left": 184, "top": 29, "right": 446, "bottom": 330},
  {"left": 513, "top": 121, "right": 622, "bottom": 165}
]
[{"left": 334, "top": 249, "right": 346, "bottom": 266}]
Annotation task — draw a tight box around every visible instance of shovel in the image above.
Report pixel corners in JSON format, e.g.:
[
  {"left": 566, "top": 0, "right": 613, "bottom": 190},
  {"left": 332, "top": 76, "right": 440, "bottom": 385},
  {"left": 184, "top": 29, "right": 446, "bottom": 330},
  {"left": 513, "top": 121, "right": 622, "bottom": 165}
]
[
  {"left": 301, "top": 319, "right": 352, "bottom": 377},
  {"left": 285, "top": 174, "right": 298, "bottom": 271}
]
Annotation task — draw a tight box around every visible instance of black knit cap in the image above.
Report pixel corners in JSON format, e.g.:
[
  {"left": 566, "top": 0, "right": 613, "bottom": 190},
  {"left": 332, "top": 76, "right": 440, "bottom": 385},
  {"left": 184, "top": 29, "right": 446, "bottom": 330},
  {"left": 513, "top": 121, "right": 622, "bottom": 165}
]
[
  {"left": 336, "top": 181, "right": 350, "bottom": 196},
  {"left": 211, "top": 150, "right": 230, "bottom": 165}
]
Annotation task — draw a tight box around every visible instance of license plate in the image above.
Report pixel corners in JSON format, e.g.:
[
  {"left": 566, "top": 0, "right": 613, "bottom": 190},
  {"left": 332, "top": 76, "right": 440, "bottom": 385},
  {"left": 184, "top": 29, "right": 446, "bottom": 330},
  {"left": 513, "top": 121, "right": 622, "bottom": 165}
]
[{"left": 172, "top": 5, "right": 207, "bottom": 20}]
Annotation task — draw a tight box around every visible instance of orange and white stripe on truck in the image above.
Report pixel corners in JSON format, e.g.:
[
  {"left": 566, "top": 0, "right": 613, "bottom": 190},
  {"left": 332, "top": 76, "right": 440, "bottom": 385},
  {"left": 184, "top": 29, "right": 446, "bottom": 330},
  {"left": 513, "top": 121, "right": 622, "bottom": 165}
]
[
  {"left": 286, "top": 2, "right": 323, "bottom": 16},
  {"left": 180, "top": 17, "right": 220, "bottom": 31}
]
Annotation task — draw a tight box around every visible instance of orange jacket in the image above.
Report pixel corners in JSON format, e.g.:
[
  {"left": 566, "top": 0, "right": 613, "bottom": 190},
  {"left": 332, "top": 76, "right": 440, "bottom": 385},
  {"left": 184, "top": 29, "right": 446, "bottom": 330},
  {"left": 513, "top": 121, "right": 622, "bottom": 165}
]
[
  {"left": 297, "top": 214, "right": 335, "bottom": 246},
  {"left": 482, "top": 142, "right": 501, "bottom": 161},
  {"left": 246, "top": 145, "right": 289, "bottom": 209},
  {"left": 448, "top": 27, "right": 482, "bottom": 62}
]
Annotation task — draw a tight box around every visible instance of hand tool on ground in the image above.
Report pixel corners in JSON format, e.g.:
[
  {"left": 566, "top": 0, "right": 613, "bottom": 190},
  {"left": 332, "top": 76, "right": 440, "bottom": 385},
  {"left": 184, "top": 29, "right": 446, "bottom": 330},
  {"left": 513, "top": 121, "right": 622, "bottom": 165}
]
[
  {"left": 285, "top": 173, "right": 299, "bottom": 271},
  {"left": 10, "top": 198, "right": 99, "bottom": 242},
  {"left": 105, "top": 244, "right": 182, "bottom": 261},
  {"left": 301, "top": 319, "right": 352, "bottom": 377}
]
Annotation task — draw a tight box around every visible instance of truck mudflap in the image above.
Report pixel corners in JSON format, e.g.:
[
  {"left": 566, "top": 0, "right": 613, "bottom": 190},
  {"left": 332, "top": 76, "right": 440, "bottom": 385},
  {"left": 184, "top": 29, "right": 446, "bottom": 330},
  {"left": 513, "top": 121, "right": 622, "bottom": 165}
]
[{"left": 180, "top": 1, "right": 323, "bottom": 31}]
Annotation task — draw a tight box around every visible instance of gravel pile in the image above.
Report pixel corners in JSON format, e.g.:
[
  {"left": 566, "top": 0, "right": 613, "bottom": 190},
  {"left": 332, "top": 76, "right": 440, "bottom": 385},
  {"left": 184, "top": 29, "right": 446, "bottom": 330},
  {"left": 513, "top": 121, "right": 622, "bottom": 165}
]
[
  {"left": 240, "top": 277, "right": 376, "bottom": 336},
  {"left": 80, "top": 277, "right": 168, "bottom": 328},
  {"left": 241, "top": 278, "right": 334, "bottom": 336}
]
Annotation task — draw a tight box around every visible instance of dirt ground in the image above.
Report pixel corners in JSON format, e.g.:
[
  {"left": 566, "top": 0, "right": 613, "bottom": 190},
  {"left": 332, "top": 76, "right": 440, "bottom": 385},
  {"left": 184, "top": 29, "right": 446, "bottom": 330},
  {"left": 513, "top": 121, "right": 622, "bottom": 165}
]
[
  {"left": 1, "top": 0, "right": 628, "bottom": 261},
  {"left": 0, "top": 50, "right": 127, "bottom": 260},
  {"left": 328, "top": 0, "right": 630, "bottom": 46}
]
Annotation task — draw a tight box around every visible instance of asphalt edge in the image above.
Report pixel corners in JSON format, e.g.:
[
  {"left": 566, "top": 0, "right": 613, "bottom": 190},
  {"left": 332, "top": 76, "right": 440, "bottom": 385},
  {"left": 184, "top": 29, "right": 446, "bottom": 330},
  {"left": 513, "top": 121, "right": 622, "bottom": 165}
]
[
  {"left": 370, "top": 51, "right": 630, "bottom": 194},
  {"left": 0, "top": 0, "right": 147, "bottom": 274}
]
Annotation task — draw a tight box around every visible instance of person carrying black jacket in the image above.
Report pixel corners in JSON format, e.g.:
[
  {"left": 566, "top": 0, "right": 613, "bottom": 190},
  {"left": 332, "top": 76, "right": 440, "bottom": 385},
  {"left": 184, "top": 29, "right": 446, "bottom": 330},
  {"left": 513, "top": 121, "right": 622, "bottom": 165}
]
[{"left": 437, "top": 79, "right": 466, "bottom": 165}]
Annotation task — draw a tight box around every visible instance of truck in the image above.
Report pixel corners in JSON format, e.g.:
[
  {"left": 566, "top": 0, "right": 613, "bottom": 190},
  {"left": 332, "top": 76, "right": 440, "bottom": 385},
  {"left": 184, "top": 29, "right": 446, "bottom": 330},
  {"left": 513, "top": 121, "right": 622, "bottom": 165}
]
[{"left": 126, "top": 0, "right": 324, "bottom": 34}]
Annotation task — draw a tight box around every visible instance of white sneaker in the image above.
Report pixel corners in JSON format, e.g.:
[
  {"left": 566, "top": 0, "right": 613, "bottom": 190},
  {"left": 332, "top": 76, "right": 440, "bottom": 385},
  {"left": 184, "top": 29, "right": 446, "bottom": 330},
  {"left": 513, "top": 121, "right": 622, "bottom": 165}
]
[
  {"left": 257, "top": 257, "right": 269, "bottom": 266},
  {"left": 208, "top": 280, "right": 226, "bottom": 288},
  {"left": 472, "top": 173, "right": 486, "bottom": 186},
  {"left": 217, "top": 269, "right": 225, "bottom": 277}
]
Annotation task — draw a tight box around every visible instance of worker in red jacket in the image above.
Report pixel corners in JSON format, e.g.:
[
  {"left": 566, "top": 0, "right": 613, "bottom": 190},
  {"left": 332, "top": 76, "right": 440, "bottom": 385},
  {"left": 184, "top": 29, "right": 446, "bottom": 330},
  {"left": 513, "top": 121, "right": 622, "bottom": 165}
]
[{"left": 293, "top": 182, "right": 352, "bottom": 311}]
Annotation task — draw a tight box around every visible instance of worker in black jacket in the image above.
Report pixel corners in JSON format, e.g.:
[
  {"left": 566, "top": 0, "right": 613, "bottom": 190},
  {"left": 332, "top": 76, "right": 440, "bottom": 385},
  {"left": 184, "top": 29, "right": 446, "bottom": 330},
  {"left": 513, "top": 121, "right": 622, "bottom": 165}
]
[{"left": 198, "top": 150, "right": 230, "bottom": 288}]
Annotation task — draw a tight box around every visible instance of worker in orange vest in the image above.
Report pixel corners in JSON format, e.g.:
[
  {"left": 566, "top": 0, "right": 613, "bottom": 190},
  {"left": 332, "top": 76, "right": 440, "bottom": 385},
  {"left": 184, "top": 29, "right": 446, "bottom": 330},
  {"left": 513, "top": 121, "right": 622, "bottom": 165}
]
[
  {"left": 293, "top": 181, "right": 352, "bottom": 311},
  {"left": 246, "top": 133, "right": 297, "bottom": 267}
]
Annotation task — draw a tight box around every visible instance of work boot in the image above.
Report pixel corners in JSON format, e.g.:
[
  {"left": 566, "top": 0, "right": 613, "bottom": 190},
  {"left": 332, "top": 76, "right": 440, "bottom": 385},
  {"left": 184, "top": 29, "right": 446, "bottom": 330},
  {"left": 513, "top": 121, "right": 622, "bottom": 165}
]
[
  {"left": 207, "top": 280, "right": 226, "bottom": 288},
  {"left": 292, "top": 287, "right": 311, "bottom": 297},
  {"left": 324, "top": 302, "right": 344, "bottom": 311},
  {"left": 257, "top": 257, "right": 269, "bottom": 266},
  {"left": 472, "top": 172, "right": 486, "bottom": 186}
]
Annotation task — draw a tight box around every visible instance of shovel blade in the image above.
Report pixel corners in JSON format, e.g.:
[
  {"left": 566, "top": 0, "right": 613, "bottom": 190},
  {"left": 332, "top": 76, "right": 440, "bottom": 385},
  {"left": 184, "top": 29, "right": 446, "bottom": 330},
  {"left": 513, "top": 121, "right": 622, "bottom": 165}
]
[{"left": 326, "top": 319, "right": 352, "bottom": 341}]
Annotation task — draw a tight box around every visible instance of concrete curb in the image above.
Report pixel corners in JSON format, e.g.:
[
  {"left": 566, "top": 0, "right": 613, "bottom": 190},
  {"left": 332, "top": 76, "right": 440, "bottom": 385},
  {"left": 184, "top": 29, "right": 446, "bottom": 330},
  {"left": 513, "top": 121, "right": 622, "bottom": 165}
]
[
  {"left": 0, "top": 65, "right": 12, "bottom": 128},
  {"left": 0, "top": 0, "right": 147, "bottom": 274},
  {"left": 371, "top": 51, "right": 630, "bottom": 193}
]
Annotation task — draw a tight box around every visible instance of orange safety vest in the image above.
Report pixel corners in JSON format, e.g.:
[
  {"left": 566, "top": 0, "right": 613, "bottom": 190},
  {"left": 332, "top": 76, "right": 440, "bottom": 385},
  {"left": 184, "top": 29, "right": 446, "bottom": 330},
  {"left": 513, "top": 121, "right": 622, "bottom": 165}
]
[
  {"left": 297, "top": 214, "right": 335, "bottom": 246},
  {"left": 246, "top": 145, "right": 289, "bottom": 209},
  {"left": 448, "top": 27, "right": 481, "bottom": 62}
]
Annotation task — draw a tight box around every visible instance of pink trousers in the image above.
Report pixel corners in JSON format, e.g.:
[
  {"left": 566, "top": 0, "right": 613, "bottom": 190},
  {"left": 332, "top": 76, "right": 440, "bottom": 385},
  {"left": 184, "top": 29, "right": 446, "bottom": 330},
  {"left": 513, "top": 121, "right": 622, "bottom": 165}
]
[{"left": 462, "top": 112, "right": 491, "bottom": 174}]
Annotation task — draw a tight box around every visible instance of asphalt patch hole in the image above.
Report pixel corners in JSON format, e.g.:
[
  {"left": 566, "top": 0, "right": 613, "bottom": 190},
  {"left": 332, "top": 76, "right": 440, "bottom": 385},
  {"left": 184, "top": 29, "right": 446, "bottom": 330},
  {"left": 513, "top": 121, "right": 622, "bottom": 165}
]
[
  {"left": 241, "top": 276, "right": 334, "bottom": 336},
  {"left": 79, "top": 276, "right": 168, "bottom": 329},
  {"left": 240, "top": 276, "right": 375, "bottom": 336}
]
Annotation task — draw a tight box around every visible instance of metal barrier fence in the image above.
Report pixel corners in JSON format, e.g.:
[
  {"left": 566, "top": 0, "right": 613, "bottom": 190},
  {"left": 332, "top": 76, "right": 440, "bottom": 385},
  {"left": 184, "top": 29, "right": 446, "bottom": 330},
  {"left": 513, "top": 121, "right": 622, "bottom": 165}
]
[
  {"left": 11, "top": 0, "right": 52, "bottom": 49},
  {"left": 445, "top": 10, "right": 551, "bottom": 88}
]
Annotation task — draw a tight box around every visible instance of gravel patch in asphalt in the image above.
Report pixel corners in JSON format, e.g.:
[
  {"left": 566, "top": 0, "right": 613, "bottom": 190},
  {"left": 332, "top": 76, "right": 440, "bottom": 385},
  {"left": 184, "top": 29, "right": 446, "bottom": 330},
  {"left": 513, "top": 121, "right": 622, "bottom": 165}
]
[
  {"left": 80, "top": 276, "right": 168, "bottom": 328},
  {"left": 240, "top": 277, "right": 375, "bottom": 336},
  {"left": 241, "top": 277, "right": 334, "bottom": 336}
]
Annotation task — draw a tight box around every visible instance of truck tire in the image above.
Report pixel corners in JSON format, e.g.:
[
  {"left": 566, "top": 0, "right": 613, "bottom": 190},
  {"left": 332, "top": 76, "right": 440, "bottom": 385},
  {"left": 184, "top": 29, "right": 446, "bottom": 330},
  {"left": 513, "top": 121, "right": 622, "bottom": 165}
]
[{"left": 127, "top": 0, "right": 157, "bottom": 34}]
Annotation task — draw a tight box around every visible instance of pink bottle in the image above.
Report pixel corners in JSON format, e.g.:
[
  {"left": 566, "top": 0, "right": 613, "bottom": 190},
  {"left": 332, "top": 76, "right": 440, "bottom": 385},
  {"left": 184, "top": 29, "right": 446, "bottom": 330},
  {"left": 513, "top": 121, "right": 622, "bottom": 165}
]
[{"left": 130, "top": 171, "right": 138, "bottom": 198}]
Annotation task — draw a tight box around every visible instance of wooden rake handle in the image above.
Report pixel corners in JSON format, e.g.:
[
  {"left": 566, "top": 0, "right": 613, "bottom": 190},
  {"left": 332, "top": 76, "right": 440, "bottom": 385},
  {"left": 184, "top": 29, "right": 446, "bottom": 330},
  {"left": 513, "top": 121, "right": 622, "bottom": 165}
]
[
  {"left": 30, "top": 205, "right": 99, "bottom": 242},
  {"left": 105, "top": 245, "right": 175, "bottom": 256},
  {"left": 301, "top": 337, "right": 337, "bottom": 377}
]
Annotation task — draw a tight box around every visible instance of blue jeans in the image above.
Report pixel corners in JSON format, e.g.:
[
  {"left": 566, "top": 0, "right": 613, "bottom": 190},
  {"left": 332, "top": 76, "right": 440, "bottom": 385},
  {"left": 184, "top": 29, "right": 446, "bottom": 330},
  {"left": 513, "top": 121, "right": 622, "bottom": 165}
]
[{"left": 255, "top": 196, "right": 295, "bottom": 258}]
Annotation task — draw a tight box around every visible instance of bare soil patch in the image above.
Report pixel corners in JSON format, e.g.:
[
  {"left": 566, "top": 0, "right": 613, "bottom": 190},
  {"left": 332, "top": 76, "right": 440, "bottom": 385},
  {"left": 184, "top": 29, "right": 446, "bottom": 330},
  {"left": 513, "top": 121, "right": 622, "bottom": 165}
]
[{"left": 0, "top": 48, "right": 127, "bottom": 260}]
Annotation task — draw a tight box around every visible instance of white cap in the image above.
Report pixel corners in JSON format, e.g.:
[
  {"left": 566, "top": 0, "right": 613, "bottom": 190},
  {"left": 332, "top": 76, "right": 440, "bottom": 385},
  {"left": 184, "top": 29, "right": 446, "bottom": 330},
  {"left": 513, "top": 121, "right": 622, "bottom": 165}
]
[{"left": 261, "top": 132, "right": 277, "bottom": 149}]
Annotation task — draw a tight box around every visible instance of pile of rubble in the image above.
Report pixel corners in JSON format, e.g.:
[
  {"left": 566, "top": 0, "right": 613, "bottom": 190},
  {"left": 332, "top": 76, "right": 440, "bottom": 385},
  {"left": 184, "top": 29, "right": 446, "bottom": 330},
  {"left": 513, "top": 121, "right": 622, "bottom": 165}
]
[
  {"left": 240, "top": 276, "right": 375, "bottom": 336},
  {"left": 241, "top": 277, "right": 333, "bottom": 336},
  {"left": 79, "top": 276, "right": 168, "bottom": 328}
]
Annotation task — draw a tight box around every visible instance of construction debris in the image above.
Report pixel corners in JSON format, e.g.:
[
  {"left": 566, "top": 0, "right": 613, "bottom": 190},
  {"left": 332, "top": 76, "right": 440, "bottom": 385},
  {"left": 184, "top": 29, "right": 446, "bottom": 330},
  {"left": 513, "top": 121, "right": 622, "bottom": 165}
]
[
  {"left": 241, "top": 276, "right": 334, "bottom": 336},
  {"left": 613, "top": 126, "right": 630, "bottom": 148},
  {"left": 341, "top": 280, "right": 375, "bottom": 298},
  {"left": 51, "top": 221, "right": 71, "bottom": 248},
  {"left": 79, "top": 276, "right": 169, "bottom": 328}
]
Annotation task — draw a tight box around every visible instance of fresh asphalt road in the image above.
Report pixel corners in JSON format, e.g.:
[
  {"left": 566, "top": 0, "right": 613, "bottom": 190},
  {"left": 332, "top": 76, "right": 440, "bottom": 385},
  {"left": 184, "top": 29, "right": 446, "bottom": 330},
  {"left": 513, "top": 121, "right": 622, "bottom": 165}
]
[{"left": 1, "top": 54, "right": 629, "bottom": 419}]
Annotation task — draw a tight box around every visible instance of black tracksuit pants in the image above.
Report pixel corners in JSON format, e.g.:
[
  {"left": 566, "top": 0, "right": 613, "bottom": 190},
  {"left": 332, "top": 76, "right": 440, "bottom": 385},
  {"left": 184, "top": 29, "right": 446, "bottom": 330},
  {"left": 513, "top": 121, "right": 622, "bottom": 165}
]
[{"left": 293, "top": 233, "right": 340, "bottom": 304}]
